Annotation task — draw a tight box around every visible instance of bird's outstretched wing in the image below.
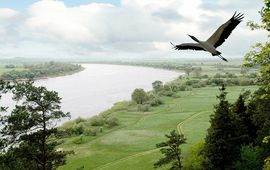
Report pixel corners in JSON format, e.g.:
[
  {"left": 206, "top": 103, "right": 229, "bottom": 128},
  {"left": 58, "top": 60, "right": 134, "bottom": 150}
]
[
  {"left": 170, "top": 42, "right": 205, "bottom": 51},
  {"left": 207, "top": 12, "right": 244, "bottom": 48}
]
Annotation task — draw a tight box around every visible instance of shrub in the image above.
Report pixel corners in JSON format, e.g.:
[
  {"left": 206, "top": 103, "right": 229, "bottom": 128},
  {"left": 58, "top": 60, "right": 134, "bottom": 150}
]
[
  {"left": 192, "top": 84, "right": 202, "bottom": 88},
  {"left": 149, "top": 97, "right": 163, "bottom": 106},
  {"left": 89, "top": 115, "right": 105, "bottom": 126},
  {"left": 179, "top": 85, "right": 188, "bottom": 91},
  {"left": 185, "top": 80, "right": 200, "bottom": 86},
  {"left": 238, "top": 78, "right": 254, "bottom": 86},
  {"left": 210, "top": 78, "right": 225, "bottom": 86},
  {"left": 106, "top": 117, "right": 119, "bottom": 127},
  {"left": 72, "top": 123, "right": 85, "bottom": 135},
  {"left": 200, "top": 74, "right": 209, "bottom": 78},
  {"left": 137, "top": 104, "right": 150, "bottom": 112},
  {"left": 83, "top": 128, "right": 98, "bottom": 136},
  {"left": 160, "top": 90, "right": 174, "bottom": 96},
  {"left": 233, "top": 145, "right": 264, "bottom": 170},
  {"left": 183, "top": 140, "right": 206, "bottom": 170},
  {"left": 72, "top": 135, "right": 84, "bottom": 144},
  {"left": 152, "top": 80, "right": 163, "bottom": 92},
  {"left": 75, "top": 117, "right": 86, "bottom": 124}
]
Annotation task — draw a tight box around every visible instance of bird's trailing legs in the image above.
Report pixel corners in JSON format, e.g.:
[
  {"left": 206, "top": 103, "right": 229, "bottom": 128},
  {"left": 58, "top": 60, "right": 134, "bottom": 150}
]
[{"left": 218, "top": 55, "right": 228, "bottom": 62}]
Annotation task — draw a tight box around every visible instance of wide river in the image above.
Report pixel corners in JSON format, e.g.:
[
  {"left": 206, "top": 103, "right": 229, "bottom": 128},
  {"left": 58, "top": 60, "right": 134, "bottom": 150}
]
[{"left": 2, "top": 64, "right": 180, "bottom": 120}]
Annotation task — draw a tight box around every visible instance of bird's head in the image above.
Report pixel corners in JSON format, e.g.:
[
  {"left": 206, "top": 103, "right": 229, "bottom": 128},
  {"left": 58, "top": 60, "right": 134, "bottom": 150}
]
[{"left": 187, "top": 34, "right": 199, "bottom": 42}]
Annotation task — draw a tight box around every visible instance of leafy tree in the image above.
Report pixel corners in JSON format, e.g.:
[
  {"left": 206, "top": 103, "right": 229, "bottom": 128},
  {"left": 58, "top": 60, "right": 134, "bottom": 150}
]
[
  {"left": 233, "top": 145, "right": 264, "bottom": 170},
  {"left": 243, "top": 1, "right": 270, "bottom": 164},
  {"left": 244, "top": 0, "right": 270, "bottom": 98},
  {"left": 183, "top": 140, "right": 206, "bottom": 170},
  {"left": 203, "top": 85, "right": 239, "bottom": 170},
  {"left": 154, "top": 130, "right": 186, "bottom": 170},
  {"left": 0, "top": 81, "right": 71, "bottom": 170},
  {"left": 131, "top": 88, "right": 148, "bottom": 104},
  {"left": 152, "top": 80, "right": 163, "bottom": 92}
]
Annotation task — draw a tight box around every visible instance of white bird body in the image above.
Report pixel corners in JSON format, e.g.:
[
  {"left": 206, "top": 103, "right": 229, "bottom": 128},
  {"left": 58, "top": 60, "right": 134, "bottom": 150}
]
[{"left": 171, "top": 12, "right": 244, "bottom": 62}]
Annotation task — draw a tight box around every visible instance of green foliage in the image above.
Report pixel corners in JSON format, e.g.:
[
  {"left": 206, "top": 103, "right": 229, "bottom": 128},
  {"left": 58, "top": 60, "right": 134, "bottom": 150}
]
[
  {"left": 0, "top": 145, "right": 40, "bottom": 170},
  {"left": 152, "top": 80, "right": 163, "bottom": 92},
  {"left": 244, "top": 0, "right": 270, "bottom": 98},
  {"left": 183, "top": 65, "right": 193, "bottom": 76},
  {"left": 0, "top": 62, "right": 83, "bottom": 80},
  {"left": 89, "top": 115, "right": 105, "bottom": 126},
  {"left": 233, "top": 145, "right": 264, "bottom": 170},
  {"left": 154, "top": 130, "right": 186, "bottom": 170},
  {"left": 147, "top": 94, "right": 163, "bottom": 106},
  {"left": 264, "top": 157, "right": 270, "bottom": 170},
  {"left": 203, "top": 85, "right": 240, "bottom": 170},
  {"left": 4, "top": 64, "right": 15, "bottom": 69},
  {"left": 72, "top": 123, "right": 86, "bottom": 135},
  {"left": 105, "top": 117, "right": 119, "bottom": 128},
  {"left": 192, "top": 67, "right": 202, "bottom": 78},
  {"left": 83, "top": 127, "right": 98, "bottom": 136},
  {"left": 59, "top": 114, "right": 119, "bottom": 138},
  {"left": 72, "top": 135, "right": 85, "bottom": 145},
  {"left": 131, "top": 88, "right": 149, "bottom": 104},
  {"left": 137, "top": 104, "right": 150, "bottom": 112},
  {"left": 247, "top": 88, "right": 270, "bottom": 145},
  {"left": 243, "top": 2, "right": 270, "bottom": 166},
  {"left": 0, "top": 81, "right": 71, "bottom": 170},
  {"left": 183, "top": 140, "right": 206, "bottom": 170}
]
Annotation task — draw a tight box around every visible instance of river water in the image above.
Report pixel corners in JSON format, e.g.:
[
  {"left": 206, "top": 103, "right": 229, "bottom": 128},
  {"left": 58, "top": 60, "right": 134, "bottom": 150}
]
[{"left": 1, "top": 64, "right": 180, "bottom": 120}]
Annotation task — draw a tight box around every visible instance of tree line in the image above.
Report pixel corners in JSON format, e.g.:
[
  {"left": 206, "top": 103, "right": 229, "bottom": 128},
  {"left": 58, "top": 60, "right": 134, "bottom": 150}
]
[{"left": 0, "top": 62, "right": 83, "bottom": 80}]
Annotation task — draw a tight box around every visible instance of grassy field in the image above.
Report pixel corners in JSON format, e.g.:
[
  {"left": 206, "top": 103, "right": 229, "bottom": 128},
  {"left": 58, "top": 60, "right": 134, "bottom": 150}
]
[{"left": 58, "top": 85, "right": 257, "bottom": 170}]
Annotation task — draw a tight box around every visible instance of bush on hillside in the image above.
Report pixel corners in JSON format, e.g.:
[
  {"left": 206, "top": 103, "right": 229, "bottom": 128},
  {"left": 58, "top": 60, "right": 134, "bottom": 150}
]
[
  {"left": 105, "top": 117, "right": 119, "bottom": 128},
  {"left": 89, "top": 115, "right": 105, "bottom": 126},
  {"left": 137, "top": 104, "right": 150, "bottom": 112}
]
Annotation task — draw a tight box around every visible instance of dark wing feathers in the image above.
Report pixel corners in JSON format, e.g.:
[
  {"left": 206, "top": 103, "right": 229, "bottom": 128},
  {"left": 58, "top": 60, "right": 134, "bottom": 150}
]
[
  {"left": 207, "top": 12, "right": 244, "bottom": 48},
  {"left": 170, "top": 42, "right": 205, "bottom": 51}
]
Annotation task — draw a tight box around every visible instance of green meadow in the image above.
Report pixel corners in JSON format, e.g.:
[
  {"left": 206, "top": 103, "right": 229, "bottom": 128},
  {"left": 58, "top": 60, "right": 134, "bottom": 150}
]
[{"left": 58, "top": 85, "right": 257, "bottom": 170}]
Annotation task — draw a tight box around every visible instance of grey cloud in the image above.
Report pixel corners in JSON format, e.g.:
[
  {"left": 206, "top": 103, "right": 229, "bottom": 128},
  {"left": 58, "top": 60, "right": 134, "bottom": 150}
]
[
  {"left": 152, "top": 8, "right": 184, "bottom": 22},
  {"left": 198, "top": 14, "right": 224, "bottom": 34}
]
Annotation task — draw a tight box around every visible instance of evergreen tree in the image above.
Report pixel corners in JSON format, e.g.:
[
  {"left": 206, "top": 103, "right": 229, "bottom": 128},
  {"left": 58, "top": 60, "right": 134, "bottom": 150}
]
[
  {"left": 232, "top": 93, "right": 255, "bottom": 144},
  {"left": 0, "top": 81, "right": 71, "bottom": 170},
  {"left": 154, "top": 130, "right": 186, "bottom": 170},
  {"left": 203, "top": 85, "right": 239, "bottom": 170}
]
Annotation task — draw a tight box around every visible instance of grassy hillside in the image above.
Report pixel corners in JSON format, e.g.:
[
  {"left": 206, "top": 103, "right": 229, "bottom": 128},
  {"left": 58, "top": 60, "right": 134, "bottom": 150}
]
[{"left": 58, "top": 85, "right": 257, "bottom": 170}]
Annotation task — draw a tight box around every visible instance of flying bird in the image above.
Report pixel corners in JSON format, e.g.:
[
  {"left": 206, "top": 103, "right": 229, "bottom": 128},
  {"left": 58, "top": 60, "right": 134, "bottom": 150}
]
[{"left": 170, "top": 12, "right": 244, "bottom": 62}]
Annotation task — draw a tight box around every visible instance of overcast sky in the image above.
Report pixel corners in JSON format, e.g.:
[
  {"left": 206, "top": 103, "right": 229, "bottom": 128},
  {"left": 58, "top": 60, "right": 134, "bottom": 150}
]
[{"left": 0, "top": 0, "right": 267, "bottom": 60}]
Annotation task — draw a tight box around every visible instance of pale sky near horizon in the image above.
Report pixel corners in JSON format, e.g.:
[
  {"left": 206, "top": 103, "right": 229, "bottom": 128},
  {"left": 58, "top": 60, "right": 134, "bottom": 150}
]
[{"left": 0, "top": 0, "right": 267, "bottom": 60}]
